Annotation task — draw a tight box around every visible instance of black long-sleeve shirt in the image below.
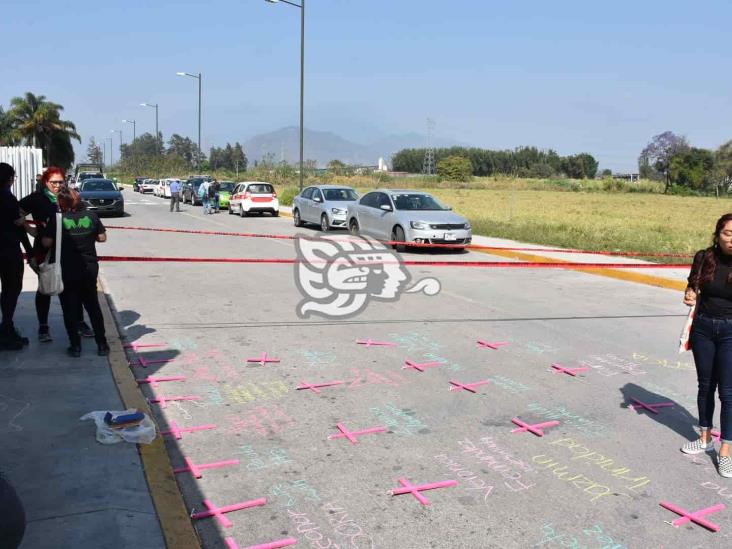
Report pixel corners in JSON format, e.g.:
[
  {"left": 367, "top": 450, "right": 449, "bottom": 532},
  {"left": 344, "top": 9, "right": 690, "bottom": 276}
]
[
  {"left": 0, "top": 187, "right": 32, "bottom": 257},
  {"left": 688, "top": 249, "right": 732, "bottom": 318}
]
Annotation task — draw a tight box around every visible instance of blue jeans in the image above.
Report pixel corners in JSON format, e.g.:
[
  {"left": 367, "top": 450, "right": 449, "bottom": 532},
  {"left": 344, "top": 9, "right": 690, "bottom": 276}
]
[
  {"left": 202, "top": 196, "right": 210, "bottom": 213},
  {"left": 691, "top": 313, "right": 732, "bottom": 442}
]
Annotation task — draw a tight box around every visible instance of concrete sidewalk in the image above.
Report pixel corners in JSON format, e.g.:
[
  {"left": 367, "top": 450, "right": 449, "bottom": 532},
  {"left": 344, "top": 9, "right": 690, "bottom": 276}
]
[{"left": 0, "top": 269, "right": 165, "bottom": 549}]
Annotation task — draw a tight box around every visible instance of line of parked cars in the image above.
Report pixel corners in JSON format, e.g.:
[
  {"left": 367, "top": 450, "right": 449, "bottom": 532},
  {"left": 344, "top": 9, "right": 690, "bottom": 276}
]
[{"left": 292, "top": 185, "right": 472, "bottom": 251}]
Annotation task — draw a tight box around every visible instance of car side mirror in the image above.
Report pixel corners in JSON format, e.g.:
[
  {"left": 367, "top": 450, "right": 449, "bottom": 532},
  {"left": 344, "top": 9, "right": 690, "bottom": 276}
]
[
  {"left": 380, "top": 204, "right": 392, "bottom": 212},
  {"left": 313, "top": 196, "right": 322, "bottom": 203}
]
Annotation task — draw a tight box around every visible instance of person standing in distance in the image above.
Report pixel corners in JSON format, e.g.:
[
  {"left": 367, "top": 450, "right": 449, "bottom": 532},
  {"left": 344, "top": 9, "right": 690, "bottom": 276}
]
[
  {"left": 683, "top": 213, "right": 732, "bottom": 478},
  {"left": 199, "top": 179, "right": 210, "bottom": 214},
  {"left": 0, "top": 163, "right": 33, "bottom": 350},
  {"left": 211, "top": 179, "right": 220, "bottom": 213},
  {"left": 169, "top": 179, "right": 182, "bottom": 212},
  {"left": 42, "top": 186, "right": 109, "bottom": 357}
]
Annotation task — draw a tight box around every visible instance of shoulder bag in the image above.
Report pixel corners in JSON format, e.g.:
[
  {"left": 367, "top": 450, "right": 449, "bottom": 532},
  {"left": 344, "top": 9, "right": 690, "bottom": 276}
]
[{"left": 38, "top": 212, "right": 64, "bottom": 296}]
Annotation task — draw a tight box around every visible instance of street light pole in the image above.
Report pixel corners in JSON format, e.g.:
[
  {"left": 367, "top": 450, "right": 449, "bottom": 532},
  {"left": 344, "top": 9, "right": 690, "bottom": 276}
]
[
  {"left": 265, "top": 0, "right": 305, "bottom": 192},
  {"left": 140, "top": 103, "right": 160, "bottom": 154},
  {"left": 176, "top": 71, "right": 202, "bottom": 171},
  {"left": 106, "top": 137, "right": 114, "bottom": 167}
]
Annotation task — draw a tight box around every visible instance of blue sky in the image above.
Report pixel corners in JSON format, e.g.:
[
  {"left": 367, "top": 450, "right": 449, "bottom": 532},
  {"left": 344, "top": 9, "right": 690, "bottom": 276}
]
[{"left": 2, "top": 0, "right": 730, "bottom": 171}]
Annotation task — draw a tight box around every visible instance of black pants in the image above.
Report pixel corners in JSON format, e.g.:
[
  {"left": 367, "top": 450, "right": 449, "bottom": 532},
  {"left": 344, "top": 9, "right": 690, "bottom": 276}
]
[
  {"left": 37, "top": 291, "right": 85, "bottom": 328},
  {"left": 0, "top": 248, "right": 23, "bottom": 330},
  {"left": 0, "top": 473, "right": 25, "bottom": 549},
  {"left": 58, "top": 274, "right": 106, "bottom": 348}
]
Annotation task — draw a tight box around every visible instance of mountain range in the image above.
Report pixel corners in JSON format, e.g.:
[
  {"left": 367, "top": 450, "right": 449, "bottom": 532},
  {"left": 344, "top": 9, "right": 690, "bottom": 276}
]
[{"left": 243, "top": 127, "right": 466, "bottom": 168}]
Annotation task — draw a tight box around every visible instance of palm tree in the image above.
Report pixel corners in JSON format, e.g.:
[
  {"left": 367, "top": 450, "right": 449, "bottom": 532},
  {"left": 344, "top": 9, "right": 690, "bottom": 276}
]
[
  {"left": 7, "top": 92, "right": 81, "bottom": 167},
  {"left": 0, "top": 107, "right": 19, "bottom": 146}
]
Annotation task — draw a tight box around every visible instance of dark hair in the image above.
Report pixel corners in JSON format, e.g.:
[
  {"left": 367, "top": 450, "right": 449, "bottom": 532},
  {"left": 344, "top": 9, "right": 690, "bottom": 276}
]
[
  {"left": 0, "top": 162, "right": 15, "bottom": 187},
  {"left": 57, "top": 186, "right": 81, "bottom": 213},
  {"left": 690, "top": 213, "right": 732, "bottom": 290}
]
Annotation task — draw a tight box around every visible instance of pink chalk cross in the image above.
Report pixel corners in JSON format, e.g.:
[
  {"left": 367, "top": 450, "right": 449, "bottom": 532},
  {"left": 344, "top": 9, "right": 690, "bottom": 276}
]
[
  {"left": 550, "top": 363, "right": 589, "bottom": 377},
  {"left": 123, "top": 342, "right": 167, "bottom": 351},
  {"left": 711, "top": 430, "right": 722, "bottom": 442},
  {"left": 356, "top": 339, "right": 397, "bottom": 347},
  {"left": 161, "top": 421, "right": 217, "bottom": 440},
  {"left": 246, "top": 352, "right": 280, "bottom": 366},
  {"left": 510, "top": 417, "right": 560, "bottom": 437},
  {"left": 660, "top": 501, "right": 725, "bottom": 532},
  {"left": 402, "top": 359, "right": 443, "bottom": 372},
  {"left": 174, "top": 456, "right": 240, "bottom": 479},
  {"left": 328, "top": 422, "right": 387, "bottom": 444},
  {"left": 449, "top": 379, "right": 491, "bottom": 393},
  {"left": 148, "top": 393, "right": 200, "bottom": 409},
  {"left": 136, "top": 375, "right": 186, "bottom": 388},
  {"left": 296, "top": 380, "right": 345, "bottom": 394},
  {"left": 226, "top": 538, "right": 298, "bottom": 549},
  {"left": 477, "top": 339, "right": 508, "bottom": 350},
  {"left": 391, "top": 477, "right": 458, "bottom": 505},
  {"left": 629, "top": 397, "right": 674, "bottom": 415},
  {"left": 191, "top": 497, "right": 267, "bottom": 528}
]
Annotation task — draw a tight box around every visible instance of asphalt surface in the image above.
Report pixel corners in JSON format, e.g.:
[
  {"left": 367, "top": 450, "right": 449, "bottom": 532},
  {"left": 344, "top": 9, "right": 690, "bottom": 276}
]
[{"left": 94, "top": 193, "right": 723, "bottom": 549}]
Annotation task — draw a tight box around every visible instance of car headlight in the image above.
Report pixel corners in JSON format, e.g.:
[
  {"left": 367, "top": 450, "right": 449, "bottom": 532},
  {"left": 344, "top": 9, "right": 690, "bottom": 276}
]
[
  {"left": 464, "top": 222, "right": 471, "bottom": 230},
  {"left": 331, "top": 208, "right": 347, "bottom": 215},
  {"left": 410, "top": 221, "right": 429, "bottom": 230}
]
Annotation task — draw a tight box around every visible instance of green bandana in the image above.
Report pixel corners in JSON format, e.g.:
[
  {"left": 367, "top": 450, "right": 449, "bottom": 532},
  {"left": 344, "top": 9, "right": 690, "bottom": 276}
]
[{"left": 44, "top": 188, "right": 58, "bottom": 204}]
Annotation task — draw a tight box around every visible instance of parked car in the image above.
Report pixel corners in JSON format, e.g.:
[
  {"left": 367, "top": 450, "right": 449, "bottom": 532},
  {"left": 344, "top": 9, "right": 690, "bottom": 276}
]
[
  {"left": 293, "top": 185, "right": 358, "bottom": 231},
  {"left": 133, "top": 177, "right": 148, "bottom": 192},
  {"left": 182, "top": 177, "right": 205, "bottom": 205},
  {"left": 228, "top": 182, "right": 279, "bottom": 217},
  {"left": 216, "top": 181, "right": 235, "bottom": 209},
  {"left": 154, "top": 178, "right": 181, "bottom": 198},
  {"left": 140, "top": 179, "right": 157, "bottom": 194},
  {"left": 78, "top": 178, "right": 125, "bottom": 217},
  {"left": 346, "top": 189, "right": 471, "bottom": 252}
]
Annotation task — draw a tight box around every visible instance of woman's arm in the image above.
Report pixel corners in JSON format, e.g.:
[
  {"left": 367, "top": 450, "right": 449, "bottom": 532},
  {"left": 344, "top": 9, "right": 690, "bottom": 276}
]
[
  {"left": 96, "top": 233, "right": 107, "bottom": 243},
  {"left": 41, "top": 236, "right": 53, "bottom": 248}
]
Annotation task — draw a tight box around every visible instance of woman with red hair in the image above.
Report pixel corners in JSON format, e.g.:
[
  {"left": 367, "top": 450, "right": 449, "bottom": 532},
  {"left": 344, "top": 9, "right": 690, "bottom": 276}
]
[
  {"left": 41, "top": 186, "right": 109, "bottom": 357},
  {"left": 20, "top": 167, "right": 93, "bottom": 342}
]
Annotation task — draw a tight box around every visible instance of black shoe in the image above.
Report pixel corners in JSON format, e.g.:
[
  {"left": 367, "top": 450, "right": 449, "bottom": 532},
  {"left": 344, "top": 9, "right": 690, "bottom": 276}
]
[
  {"left": 1, "top": 326, "right": 29, "bottom": 347},
  {"left": 67, "top": 346, "right": 82, "bottom": 358},
  {"left": 0, "top": 336, "right": 24, "bottom": 351},
  {"left": 78, "top": 322, "right": 94, "bottom": 338},
  {"left": 97, "top": 342, "right": 110, "bottom": 357},
  {"left": 39, "top": 325, "right": 52, "bottom": 343}
]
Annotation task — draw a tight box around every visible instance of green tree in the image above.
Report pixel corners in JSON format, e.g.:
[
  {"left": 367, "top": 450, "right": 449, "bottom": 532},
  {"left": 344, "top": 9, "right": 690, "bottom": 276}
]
[
  {"left": 437, "top": 155, "right": 473, "bottom": 181},
  {"left": 166, "top": 134, "right": 204, "bottom": 166},
  {"left": 7, "top": 92, "right": 80, "bottom": 168},
  {"left": 327, "top": 159, "right": 346, "bottom": 175},
  {"left": 86, "top": 137, "right": 103, "bottom": 165},
  {"left": 638, "top": 131, "right": 689, "bottom": 192},
  {"left": 0, "top": 107, "right": 19, "bottom": 145},
  {"left": 669, "top": 147, "right": 715, "bottom": 191},
  {"left": 232, "top": 142, "right": 247, "bottom": 173}
]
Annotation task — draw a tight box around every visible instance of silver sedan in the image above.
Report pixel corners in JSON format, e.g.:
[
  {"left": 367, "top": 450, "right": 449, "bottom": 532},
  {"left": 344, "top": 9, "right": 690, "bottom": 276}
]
[
  {"left": 292, "top": 185, "right": 359, "bottom": 231},
  {"left": 346, "top": 189, "right": 472, "bottom": 251}
]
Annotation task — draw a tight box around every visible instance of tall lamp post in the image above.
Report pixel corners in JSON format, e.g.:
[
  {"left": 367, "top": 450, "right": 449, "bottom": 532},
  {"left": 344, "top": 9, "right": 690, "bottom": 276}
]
[
  {"left": 176, "top": 71, "right": 202, "bottom": 171},
  {"left": 106, "top": 137, "right": 114, "bottom": 168},
  {"left": 140, "top": 102, "right": 160, "bottom": 154},
  {"left": 265, "top": 0, "right": 305, "bottom": 191},
  {"left": 122, "top": 119, "right": 136, "bottom": 174}
]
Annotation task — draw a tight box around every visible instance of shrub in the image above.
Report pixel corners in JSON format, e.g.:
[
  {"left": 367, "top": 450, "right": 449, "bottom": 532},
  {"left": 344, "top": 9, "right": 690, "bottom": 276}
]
[{"left": 437, "top": 155, "right": 473, "bottom": 182}]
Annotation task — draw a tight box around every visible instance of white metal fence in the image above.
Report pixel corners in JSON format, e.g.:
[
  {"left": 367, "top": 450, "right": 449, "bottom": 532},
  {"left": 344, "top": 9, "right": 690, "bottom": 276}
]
[{"left": 0, "top": 146, "right": 43, "bottom": 198}]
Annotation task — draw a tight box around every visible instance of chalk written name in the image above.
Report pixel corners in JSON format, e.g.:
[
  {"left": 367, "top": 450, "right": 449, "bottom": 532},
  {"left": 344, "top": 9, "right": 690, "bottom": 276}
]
[
  {"left": 489, "top": 375, "right": 531, "bottom": 394},
  {"left": 422, "top": 351, "right": 464, "bottom": 372},
  {"left": 577, "top": 354, "right": 646, "bottom": 377},
  {"left": 531, "top": 454, "right": 614, "bottom": 503},
  {"left": 302, "top": 350, "right": 337, "bottom": 368},
  {"left": 198, "top": 380, "right": 289, "bottom": 406},
  {"left": 631, "top": 352, "right": 694, "bottom": 371},
  {"left": 457, "top": 437, "right": 536, "bottom": 492},
  {"left": 236, "top": 444, "right": 294, "bottom": 470},
  {"left": 549, "top": 437, "right": 651, "bottom": 493},
  {"left": 433, "top": 454, "right": 494, "bottom": 502},
  {"left": 387, "top": 331, "right": 442, "bottom": 353},
  {"left": 270, "top": 479, "right": 321, "bottom": 508},
  {"left": 286, "top": 503, "right": 376, "bottom": 549},
  {"left": 225, "top": 405, "right": 296, "bottom": 437},
  {"left": 346, "top": 368, "right": 407, "bottom": 389},
  {"left": 526, "top": 403, "right": 605, "bottom": 438},
  {"left": 535, "top": 523, "right": 629, "bottom": 549},
  {"left": 369, "top": 403, "right": 428, "bottom": 436}
]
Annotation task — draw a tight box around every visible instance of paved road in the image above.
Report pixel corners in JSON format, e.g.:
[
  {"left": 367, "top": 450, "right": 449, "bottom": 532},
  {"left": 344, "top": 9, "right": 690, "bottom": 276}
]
[{"left": 99, "top": 195, "right": 721, "bottom": 549}]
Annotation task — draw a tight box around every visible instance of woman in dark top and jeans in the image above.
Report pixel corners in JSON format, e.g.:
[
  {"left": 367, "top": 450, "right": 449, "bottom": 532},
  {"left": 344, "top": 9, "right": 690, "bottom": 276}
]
[
  {"left": 20, "top": 167, "right": 93, "bottom": 342},
  {"left": 42, "top": 187, "right": 109, "bottom": 357},
  {"left": 683, "top": 213, "right": 732, "bottom": 477}
]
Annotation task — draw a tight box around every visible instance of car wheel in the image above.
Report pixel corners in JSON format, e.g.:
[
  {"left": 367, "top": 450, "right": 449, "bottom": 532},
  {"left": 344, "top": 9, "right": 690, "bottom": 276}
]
[
  {"left": 239, "top": 205, "right": 246, "bottom": 218},
  {"left": 393, "top": 226, "right": 407, "bottom": 253},
  {"left": 320, "top": 214, "right": 329, "bottom": 232},
  {"left": 349, "top": 219, "right": 359, "bottom": 235},
  {"left": 272, "top": 211, "right": 279, "bottom": 217},
  {"left": 227, "top": 204, "right": 233, "bottom": 215},
  {"left": 293, "top": 209, "right": 303, "bottom": 227}
]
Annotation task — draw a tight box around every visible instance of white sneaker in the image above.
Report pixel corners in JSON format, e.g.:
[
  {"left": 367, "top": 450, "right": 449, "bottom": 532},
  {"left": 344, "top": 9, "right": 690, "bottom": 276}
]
[
  {"left": 719, "top": 456, "right": 732, "bottom": 478},
  {"left": 681, "top": 438, "right": 716, "bottom": 455}
]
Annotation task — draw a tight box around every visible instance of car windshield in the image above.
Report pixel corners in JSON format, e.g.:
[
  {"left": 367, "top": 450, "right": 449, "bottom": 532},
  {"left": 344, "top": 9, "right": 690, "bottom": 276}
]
[
  {"left": 248, "top": 184, "right": 274, "bottom": 194},
  {"left": 392, "top": 193, "right": 447, "bottom": 211},
  {"left": 81, "top": 180, "right": 117, "bottom": 192},
  {"left": 80, "top": 173, "right": 102, "bottom": 181},
  {"left": 219, "top": 183, "right": 235, "bottom": 192},
  {"left": 323, "top": 188, "right": 358, "bottom": 201}
]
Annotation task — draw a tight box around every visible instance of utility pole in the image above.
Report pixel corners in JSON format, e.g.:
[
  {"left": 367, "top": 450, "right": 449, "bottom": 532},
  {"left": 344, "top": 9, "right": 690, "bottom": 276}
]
[{"left": 422, "top": 118, "right": 436, "bottom": 175}]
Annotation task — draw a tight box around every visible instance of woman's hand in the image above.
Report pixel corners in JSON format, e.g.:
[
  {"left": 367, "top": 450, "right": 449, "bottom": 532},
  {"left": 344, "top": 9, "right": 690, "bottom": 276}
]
[{"left": 684, "top": 287, "right": 697, "bottom": 306}]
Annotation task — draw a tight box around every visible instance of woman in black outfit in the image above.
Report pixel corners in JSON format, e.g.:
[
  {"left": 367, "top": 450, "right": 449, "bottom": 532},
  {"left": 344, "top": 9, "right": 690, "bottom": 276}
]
[
  {"left": 683, "top": 213, "right": 732, "bottom": 478},
  {"left": 0, "top": 163, "right": 33, "bottom": 351},
  {"left": 42, "top": 186, "right": 109, "bottom": 357},
  {"left": 19, "top": 167, "right": 93, "bottom": 342}
]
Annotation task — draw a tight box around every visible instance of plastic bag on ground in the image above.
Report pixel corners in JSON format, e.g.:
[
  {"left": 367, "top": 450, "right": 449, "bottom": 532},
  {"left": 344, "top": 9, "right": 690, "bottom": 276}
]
[{"left": 80, "top": 409, "right": 157, "bottom": 445}]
